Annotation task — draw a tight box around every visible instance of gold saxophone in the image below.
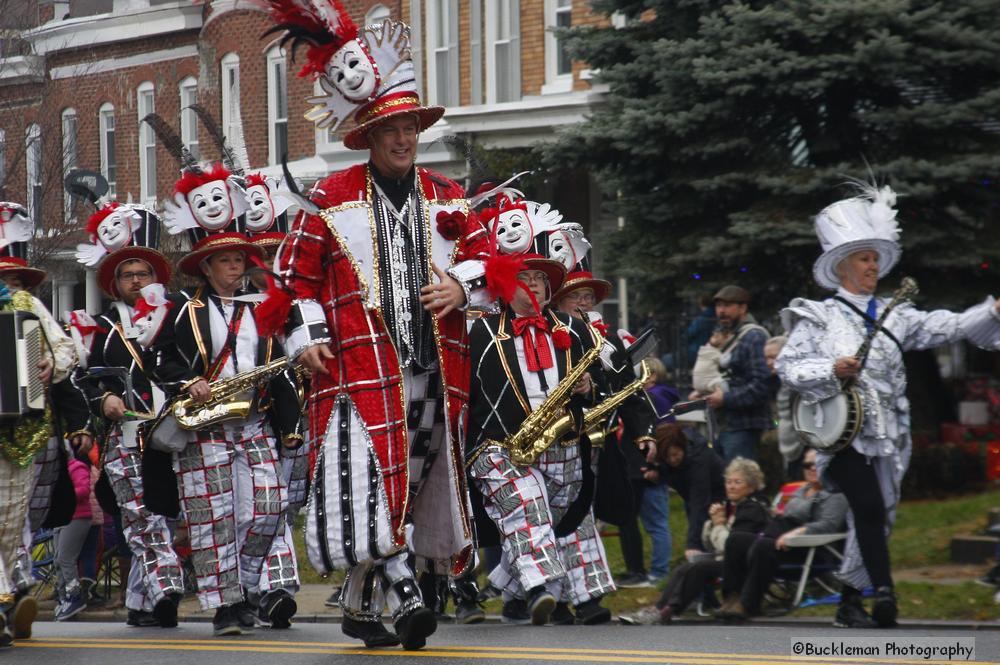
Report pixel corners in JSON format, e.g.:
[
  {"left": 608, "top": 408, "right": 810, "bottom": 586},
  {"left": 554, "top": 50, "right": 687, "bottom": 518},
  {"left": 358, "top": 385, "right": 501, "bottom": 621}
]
[
  {"left": 580, "top": 360, "right": 652, "bottom": 449},
  {"left": 502, "top": 323, "right": 603, "bottom": 466},
  {"left": 172, "top": 357, "right": 306, "bottom": 430}
]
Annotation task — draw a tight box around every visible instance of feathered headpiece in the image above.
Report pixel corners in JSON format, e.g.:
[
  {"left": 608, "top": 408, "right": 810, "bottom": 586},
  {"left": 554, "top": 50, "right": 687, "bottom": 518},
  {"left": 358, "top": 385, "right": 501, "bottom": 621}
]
[
  {"left": 0, "top": 202, "right": 33, "bottom": 252},
  {"left": 175, "top": 164, "right": 234, "bottom": 196},
  {"left": 257, "top": 0, "right": 359, "bottom": 78}
]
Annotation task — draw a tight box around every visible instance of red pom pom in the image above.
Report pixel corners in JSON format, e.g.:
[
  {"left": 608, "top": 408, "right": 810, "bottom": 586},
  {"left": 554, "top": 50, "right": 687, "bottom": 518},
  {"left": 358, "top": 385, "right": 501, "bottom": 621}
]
[
  {"left": 254, "top": 283, "right": 293, "bottom": 338},
  {"left": 436, "top": 210, "right": 465, "bottom": 241},
  {"left": 85, "top": 203, "right": 121, "bottom": 240},
  {"left": 552, "top": 329, "right": 571, "bottom": 351},
  {"left": 484, "top": 253, "right": 526, "bottom": 304},
  {"left": 174, "top": 163, "right": 232, "bottom": 196}
]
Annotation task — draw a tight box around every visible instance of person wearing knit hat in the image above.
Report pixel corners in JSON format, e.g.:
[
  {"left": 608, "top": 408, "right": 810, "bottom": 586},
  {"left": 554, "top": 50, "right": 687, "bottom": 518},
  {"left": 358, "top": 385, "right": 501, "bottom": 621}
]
[
  {"left": 466, "top": 253, "right": 611, "bottom": 627},
  {"left": 71, "top": 205, "right": 185, "bottom": 629},
  {"left": 0, "top": 205, "right": 93, "bottom": 648},
  {"left": 776, "top": 181, "right": 1000, "bottom": 630},
  {"left": 258, "top": 2, "right": 494, "bottom": 651}
]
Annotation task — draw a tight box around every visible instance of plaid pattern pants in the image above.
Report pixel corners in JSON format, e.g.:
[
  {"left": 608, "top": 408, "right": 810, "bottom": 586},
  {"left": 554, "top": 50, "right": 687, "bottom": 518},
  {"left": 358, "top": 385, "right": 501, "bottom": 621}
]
[
  {"left": 103, "top": 427, "right": 184, "bottom": 611},
  {"left": 470, "top": 443, "right": 586, "bottom": 599},
  {"left": 0, "top": 458, "right": 33, "bottom": 602},
  {"left": 175, "top": 415, "right": 292, "bottom": 610}
]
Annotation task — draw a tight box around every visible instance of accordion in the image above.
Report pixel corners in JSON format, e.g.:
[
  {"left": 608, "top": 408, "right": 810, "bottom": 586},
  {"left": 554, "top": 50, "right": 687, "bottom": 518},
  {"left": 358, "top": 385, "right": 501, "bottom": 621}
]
[{"left": 0, "top": 310, "right": 46, "bottom": 418}]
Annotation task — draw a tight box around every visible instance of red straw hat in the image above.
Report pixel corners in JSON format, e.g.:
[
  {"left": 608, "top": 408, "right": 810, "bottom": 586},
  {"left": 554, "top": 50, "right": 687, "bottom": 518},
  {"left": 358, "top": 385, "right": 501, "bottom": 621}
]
[
  {"left": 343, "top": 91, "right": 444, "bottom": 151},
  {"left": 97, "top": 247, "right": 173, "bottom": 299},
  {"left": 553, "top": 271, "right": 613, "bottom": 304},
  {"left": 178, "top": 232, "right": 263, "bottom": 277},
  {"left": 0, "top": 256, "right": 46, "bottom": 289}
]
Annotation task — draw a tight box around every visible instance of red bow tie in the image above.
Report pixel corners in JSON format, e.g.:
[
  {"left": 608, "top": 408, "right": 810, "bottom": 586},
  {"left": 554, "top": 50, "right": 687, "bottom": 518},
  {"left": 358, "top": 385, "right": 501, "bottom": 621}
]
[
  {"left": 592, "top": 320, "right": 609, "bottom": 337},
  {"left": 512, "top": 315, "right": 554, "bottom": 372}
]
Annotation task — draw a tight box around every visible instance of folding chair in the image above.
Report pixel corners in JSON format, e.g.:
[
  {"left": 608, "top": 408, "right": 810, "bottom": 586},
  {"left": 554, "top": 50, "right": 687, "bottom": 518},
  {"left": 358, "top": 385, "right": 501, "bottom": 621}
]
[
  {"left": 30, "top": 527, "right": 57, "bottom": 599},
  {"left": 777, "top": 532, "right": 846, "bottom": 607}
]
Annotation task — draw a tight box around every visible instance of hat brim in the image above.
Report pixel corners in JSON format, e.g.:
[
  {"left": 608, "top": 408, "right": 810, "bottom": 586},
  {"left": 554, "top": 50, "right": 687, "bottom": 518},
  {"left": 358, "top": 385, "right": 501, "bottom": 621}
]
[
  {"left": 522, "top": 257, "right": 567, "bottom": 295},
  {"left": 97, "top": 248, "right": 173, "bottom": 299},
  {"left": 0, "top": 266, "right": 46, "bottom": 289},
  {"left": 343, "top": 106, "right": 446, "bottom": 151},
  {"left": 179, "top": 238, "right": 264, "bottom": 277},
  {"left": 249, "top": 233, "right": 285, "bottom": 251},
  {"left": 813, "top": 239, "right": 900, "bottom": 291},
  {"left": 553, "top": 276, "right": 612, "bottom": 305}
]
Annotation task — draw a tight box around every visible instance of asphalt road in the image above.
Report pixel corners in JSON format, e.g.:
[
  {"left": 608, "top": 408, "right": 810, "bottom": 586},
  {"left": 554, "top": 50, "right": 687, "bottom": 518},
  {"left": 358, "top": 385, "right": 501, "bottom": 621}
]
[{"left": 10, "top": 621, "right": 1000, "bottom": 665}]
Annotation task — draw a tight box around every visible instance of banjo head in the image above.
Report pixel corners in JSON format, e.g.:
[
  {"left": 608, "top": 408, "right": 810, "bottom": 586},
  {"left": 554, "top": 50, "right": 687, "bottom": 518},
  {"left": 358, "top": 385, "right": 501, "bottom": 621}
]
[{"left": 792, "top": 391, "right": 859, "bottom": 452}]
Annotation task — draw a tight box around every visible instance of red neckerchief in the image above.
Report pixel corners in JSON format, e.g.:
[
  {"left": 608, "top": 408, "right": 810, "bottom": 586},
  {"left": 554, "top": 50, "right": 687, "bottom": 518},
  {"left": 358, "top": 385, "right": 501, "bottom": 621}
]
[{"left": 511, "top": 315, "right": 554, "bottom": 372}]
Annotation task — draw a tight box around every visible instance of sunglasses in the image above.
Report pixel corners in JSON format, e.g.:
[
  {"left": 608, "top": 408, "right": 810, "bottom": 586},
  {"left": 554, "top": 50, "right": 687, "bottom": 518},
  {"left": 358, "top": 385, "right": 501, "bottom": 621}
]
[{"left": 802, "top": 462, "right": 817, "bottom": 470}]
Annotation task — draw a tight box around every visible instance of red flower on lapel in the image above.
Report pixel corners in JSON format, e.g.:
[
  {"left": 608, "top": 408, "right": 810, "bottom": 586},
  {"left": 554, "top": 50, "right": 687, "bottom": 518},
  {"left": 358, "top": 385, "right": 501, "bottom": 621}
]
[
  {"left": 436, "top": 210, "right": 465, "bottom": 241},
  {"left": 552, "top": 328, "right": 572, "bottom": 351}
]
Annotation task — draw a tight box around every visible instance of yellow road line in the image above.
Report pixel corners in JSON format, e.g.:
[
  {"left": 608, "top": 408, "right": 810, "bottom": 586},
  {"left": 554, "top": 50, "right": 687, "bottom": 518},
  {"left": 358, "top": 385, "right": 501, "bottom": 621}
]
[{"left": 18, "top": 637, "right": 995, "bottom": 665}]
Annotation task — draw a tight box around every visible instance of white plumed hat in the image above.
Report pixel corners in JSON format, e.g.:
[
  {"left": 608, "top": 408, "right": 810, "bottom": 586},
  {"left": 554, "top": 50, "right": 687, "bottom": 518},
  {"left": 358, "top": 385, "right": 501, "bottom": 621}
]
[{"left": 812, "top": 183, "right": 902, "bottom": 290}]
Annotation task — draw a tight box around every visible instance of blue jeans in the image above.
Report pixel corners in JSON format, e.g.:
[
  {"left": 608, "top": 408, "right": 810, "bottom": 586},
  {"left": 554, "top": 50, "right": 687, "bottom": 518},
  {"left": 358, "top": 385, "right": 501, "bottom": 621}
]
[
  {"left": 638, "top": 483, "right": 671, "bottom": 579},
  {"left": 716, "top": 428, "right": 761, "bottom": 463}
]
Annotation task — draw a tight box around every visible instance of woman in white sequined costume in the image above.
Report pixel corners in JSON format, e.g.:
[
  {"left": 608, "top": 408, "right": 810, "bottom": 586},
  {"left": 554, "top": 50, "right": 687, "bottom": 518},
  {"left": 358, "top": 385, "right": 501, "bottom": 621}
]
[{"left": 776, "top": 184, "right": 1000, "bottom": 629}]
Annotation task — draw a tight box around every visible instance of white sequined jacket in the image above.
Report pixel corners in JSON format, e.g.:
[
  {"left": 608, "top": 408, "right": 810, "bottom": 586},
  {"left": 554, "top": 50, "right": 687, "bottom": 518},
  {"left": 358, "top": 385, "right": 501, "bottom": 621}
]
[{"left": 776, "top": 295, "right": 1000, "bottom": 459}]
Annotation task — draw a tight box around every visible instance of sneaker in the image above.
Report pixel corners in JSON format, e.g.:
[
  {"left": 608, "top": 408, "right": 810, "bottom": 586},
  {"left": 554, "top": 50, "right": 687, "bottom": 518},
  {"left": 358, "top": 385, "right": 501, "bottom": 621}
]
[
  {"left": 54, "top": 593, "right": 86, "bottom": 622},
  {"left": 11, "top": 594, "right": 38, "bottom": 639},
  {"left": 342, "top": 616, "right": 400, "bottom": 648},
  {"left": 550, "top": 602, "right": 575, "bottom": 626},
  {"left": 0, "top": 615, "right": 11, "bottom": 649},
  {"left": 324, "top": 587, "right": 342, "bottom": 608},
  {"left": 647, "top": 573, "right": 668, "bottom": 586},
  {"left": 974, "top": 566, "right": 1000, "bottom": 588},
  {"left": 153, "top": 593, "right": 181, "bottom": 629},
  {"left": 501, "top": 598, "right": 531, "bottom": 625},
  {"left": 618, "top": 605, "right": 668, "bottom": 626},
  {"left": 833, "top": 597, "right": 877, "bottom": 629},
  {"left": 871, "top": 586, "right": 898, "bottom": 628},
  {"left": 616, "top": 572, "right": 652, "bottom": 589},
  {"left": 574, "top": 598, "right": 611, "bottom": 625},
  {"left": 260, "top": 590, "right": 297, "bottom": 629},
  {"left": 527, "top": 586, "right": 556, "bottom": 626},
  {"left": 234, "top": 600, "right": 257, "bottom": 631},
  {"left": 454, "top": 600, "right": 485, "bottom": 625},
  {"left": 212, "top": 605, "right": 243, "bottom": 637},
  {"left": 394, "top": 606, "right": 437, "bottom": 651},
  {"left": 126, "top": 609, "right": 159, "bottom": 627},
  {"left": 476, "top": 584, "right": 502, "bottom": 603}
]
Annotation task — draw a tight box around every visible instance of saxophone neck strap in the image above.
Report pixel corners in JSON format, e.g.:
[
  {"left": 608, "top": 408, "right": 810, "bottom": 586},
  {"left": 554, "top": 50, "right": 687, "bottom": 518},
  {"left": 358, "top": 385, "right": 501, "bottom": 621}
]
[
  {"left": 832, "top": 296, "right": 904, "bottom": 355},
  {"left": 205, "top": 299, "right": 246, "bottom": 381}
]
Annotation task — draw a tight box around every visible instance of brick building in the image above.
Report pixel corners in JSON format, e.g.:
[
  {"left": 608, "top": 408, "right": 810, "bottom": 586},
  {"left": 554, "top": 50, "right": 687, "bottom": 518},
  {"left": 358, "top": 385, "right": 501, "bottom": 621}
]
[{"left": 0, "top": 0, "right": 621, "bottom": 321}]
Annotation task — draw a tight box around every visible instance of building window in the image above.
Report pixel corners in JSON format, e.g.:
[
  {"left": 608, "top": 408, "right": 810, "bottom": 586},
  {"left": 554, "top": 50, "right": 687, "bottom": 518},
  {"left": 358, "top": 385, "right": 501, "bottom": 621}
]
[
  {"left": 61, "top": 108, "right": 78, "bottom": 222},
  {"left": 0, "top": 129, "right": 6, "bottom": 191},
  {"left": 220, "top": 53, "right": 240, "bottom": 143},
  {"left": 179, "top": 76, "right": 199, "bottom": 161},
  {"left": 485, "top": 0, "right": 520, "bottom": 103},
  {"left": 24, "top": 124, "right": 41, "bottom": 227},
  {"left": 267, "top": 47, "right": 288, "bottom": 166},
  {"left": 137, "top": 82, "right": 157, "bottom": 204},
  {"left": 469, "top": 0, "right": 483, "bottom": 105},
  {"left": 543, "top": 0, "right": 573, "bottom": 94},
  {"left": 99, "top": 104, "right": 117, "bottom": 199},
  {"left": 425, "top": 0, "right": 459, "bottom": 107},
  {"left": 365, "top": 3, "right": 391, "bottom": 23}
]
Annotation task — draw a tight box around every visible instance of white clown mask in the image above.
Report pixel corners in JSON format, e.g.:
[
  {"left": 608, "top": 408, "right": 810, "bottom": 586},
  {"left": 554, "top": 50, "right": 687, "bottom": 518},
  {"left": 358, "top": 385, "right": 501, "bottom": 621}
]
[
  {"left": 187, "top": 180, "right": 235, "bottom": 231},
  {"left": 324, "top": 40, "right": 378, "bottom": 102},
  {"left": 96, "top": 208, "right": 138, "bottom": 251},
  {"left": 245, "top": 184, "right": 276, "bottom": 232},
  {"left": 548, "top": 231, "right": 578, "bottom": 270},
  {"left": 494, "top": 207, "right": 534, "bottom": 255}
]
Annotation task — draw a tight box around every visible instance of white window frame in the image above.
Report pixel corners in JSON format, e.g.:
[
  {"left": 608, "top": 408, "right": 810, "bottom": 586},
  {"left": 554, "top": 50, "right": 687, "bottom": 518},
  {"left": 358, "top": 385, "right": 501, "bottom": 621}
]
[
  {"left": 137, "top": 81, "right": 157, "bottom": 205},
  {"left": 24, "top": 124, "right": 41, "bottom": 227},
  {"left": 179, "top": 76, "right": 199, "bottom": 161},
  {"left": 425, "top": 0, "right": 459, "bottom": 107},
  {"left": 266, "top": 46, "right": 289, "bottom": 166},
  {"left": 409, "top": 0, "right": 424, "bottom": 99},
  {"left": 485, "top": 0, "right": 520, "bottom": 104},
  {"left": 99, "top": 103, "right": 116, "bottom": 199},
  {"left": 61, "top": 108, "right": 78, "bottom": 222},
  {"left": 542, "top": 0, "right": 574, "bottom": 94},
  {"left": 0, "top": 129, "right": 6, "bottom": 191},
  {"left": 365, "top": 3, "right": 391, "bottom": 23},
  {"left": 220, "top": 53, "right": 240, "bottom": 143},
  {"left": 469, "top": 0, "right": 483, "bottom": 105}
]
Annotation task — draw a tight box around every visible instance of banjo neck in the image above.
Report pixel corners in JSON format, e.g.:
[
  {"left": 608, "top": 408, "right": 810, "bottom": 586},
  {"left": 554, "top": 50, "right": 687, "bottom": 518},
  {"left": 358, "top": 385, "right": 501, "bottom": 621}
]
[{"left": 845, "top": 277, "right": 918, "bottom": 387}]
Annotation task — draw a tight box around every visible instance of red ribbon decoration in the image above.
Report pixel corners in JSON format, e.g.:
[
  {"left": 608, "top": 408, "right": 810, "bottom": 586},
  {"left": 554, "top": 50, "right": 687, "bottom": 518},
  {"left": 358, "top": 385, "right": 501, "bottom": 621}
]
[
  {"left": 131, "top": 297, "right": 172, "bottom": 324},
  {"left": 69, "top": 311, "right": 106, "bottom": 336},
  {"left": 592, "top": 320, "right": 609, "bottom": 338},
  {"left": 511, "top": 315, "right": 554, "bottom": 372}
]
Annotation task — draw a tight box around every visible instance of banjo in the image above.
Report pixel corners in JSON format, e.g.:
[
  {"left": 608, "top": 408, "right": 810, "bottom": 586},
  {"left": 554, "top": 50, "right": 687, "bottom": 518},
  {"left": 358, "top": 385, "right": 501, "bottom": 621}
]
[{"left": 791, "top": 277, "right": 918, "bottom": 453}]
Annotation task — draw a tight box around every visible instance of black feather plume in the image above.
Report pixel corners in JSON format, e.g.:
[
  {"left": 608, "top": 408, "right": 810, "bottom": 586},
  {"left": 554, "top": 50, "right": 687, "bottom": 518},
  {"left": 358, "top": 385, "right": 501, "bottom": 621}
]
[
  {"left": 437, "top": 134, "right": 495, "bottom": 195},
  {"left": 187, "top": 104, "right": 241, "bottom": 175},
  {"left": 141, "top": 113, "right": 198, "bottom": 171}
]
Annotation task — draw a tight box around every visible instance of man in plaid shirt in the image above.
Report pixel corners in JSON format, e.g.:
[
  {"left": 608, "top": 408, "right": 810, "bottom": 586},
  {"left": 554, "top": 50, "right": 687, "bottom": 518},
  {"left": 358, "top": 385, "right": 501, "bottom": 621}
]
[{"left": 703, "top": 285, "right": 772, "bottom": 461}]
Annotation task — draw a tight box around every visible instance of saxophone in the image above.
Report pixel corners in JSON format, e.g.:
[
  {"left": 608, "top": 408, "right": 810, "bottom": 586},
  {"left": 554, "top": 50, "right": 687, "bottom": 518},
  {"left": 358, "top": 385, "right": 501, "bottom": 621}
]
[
  {"left": 580, "top": 360, "right": 652, "bottom": 448},
  {"left": 502, "top": 323, "right": 603, "bottom": 466},
  {"left": 172, "top": 357, "right": 305, "bottom": 430}
]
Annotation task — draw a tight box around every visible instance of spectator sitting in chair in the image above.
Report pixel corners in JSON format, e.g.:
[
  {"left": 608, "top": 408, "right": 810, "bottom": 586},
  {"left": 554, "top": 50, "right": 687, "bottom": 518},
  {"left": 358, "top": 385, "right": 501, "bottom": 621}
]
[{"left": 716, "top": 448, "right": 848, "bottom": 620}]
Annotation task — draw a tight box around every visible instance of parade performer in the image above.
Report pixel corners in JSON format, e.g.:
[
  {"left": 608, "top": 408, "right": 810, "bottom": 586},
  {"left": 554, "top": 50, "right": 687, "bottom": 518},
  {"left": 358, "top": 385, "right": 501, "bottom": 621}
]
[
  {"left": 0, "top": 204, "right": 92, "bottom": 646},
  {"left": 466, "top": 255, "right": 607, "bottom": 626},
  {"left": 257, "top": 4, "right": 491, "bottom": 650},
  {"left": 776, "top": 182, "right": 1000, "bottom": 628},
  {"left": 151, "top": 162, "right": 303, "bottom": 635},
  {"left": 72, "top": 203, "right": 185, "bottom": 628}
]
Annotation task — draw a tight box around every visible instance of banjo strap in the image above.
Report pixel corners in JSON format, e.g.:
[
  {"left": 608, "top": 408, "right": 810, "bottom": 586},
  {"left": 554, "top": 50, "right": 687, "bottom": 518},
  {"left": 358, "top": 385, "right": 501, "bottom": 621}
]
[{"left": 832, "top": 296, "right": 904, "bottom": 355}]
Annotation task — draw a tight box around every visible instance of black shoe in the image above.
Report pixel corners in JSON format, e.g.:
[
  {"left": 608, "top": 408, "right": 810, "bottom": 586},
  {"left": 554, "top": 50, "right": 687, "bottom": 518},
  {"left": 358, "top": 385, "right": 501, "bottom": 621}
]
[
  {"left": 574, "top": 598, "right": 611, "bottom": 625},
  {"left": 477, "top": 583, "right": 502, "bottom": 604},
  {"left": 394, "top": 607, "right": 437, "bottom": 651},
  {"left": 126, "top": 609, "right": 159, "bottom": 627},
  {"left": 833, "top": 597, "right": 877, "bottom": 629},
  {"left": 975, "top": 566, "right": 1000, "bottom": 588},
  {"left": 616, "top": 572, "right": 652, "bottom": 588},
  {"left": 342, "top": 616, "right": 401, "bottom": 648},
  {"left": 260, "top": 590, "right": 297, "bottom": 629},
  {"left": 501, "top": 598, "right": 530, "bottom": 625},
  {"left": 234, "top": 601, "right": 257, "bottom": 631},
  {"left": 153, "top": 593, "right": 181, "bottom": 629},
  {"left": 454, "top": 600, "right": 485, "bottom": 625},
  {"left": 872, "top": 586, "right": 898, "bottom": 628},
  {"left": 212, "top": 605, "right": 243, "bottom": 637},
  {"left": 11, "top": 593, "right": 38, "bottom": 639},
  {"left": 550, "top": 602, "right": 574, "bottom": 626},
  {"left": 0, "top": 614, "right": 11, "bottom": 649},
  {"left": 324, "top": 587, "right": 342, "bottom": 607},
  {"left": 527, "top": 586, "right": 556, "bottom": 626}
]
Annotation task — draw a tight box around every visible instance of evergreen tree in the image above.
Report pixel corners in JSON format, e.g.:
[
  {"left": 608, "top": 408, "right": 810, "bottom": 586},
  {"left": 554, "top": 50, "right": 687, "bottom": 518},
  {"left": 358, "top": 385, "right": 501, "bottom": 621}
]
[{"left": 544, "top": 0, "right": 1000, "bottom": 314}]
